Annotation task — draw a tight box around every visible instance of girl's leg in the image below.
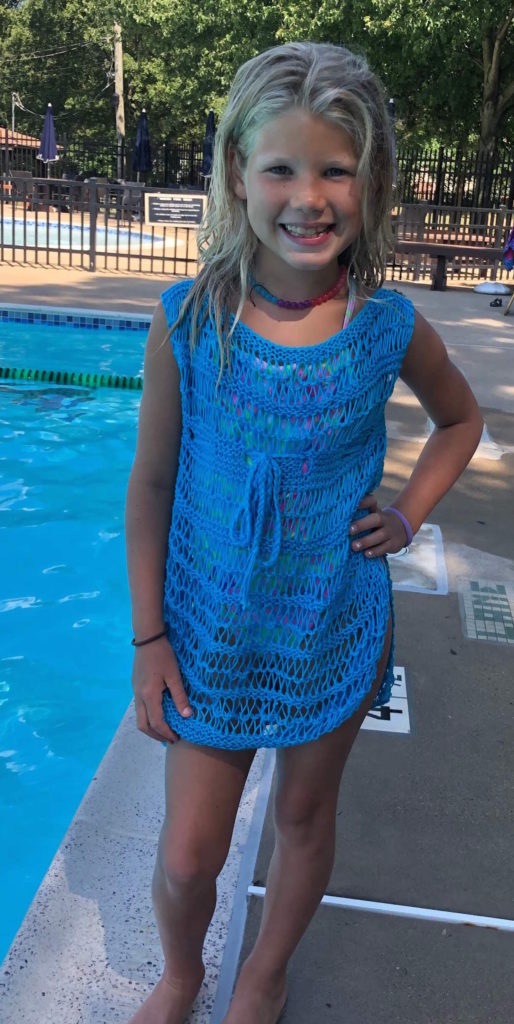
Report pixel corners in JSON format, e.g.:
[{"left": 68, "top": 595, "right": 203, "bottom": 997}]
[
  {"left": 224, "top": 618, "right": 392, "bottom": 1024},
  {"left": 128, "top": 739, "right": 256, "bottom": 1024}
]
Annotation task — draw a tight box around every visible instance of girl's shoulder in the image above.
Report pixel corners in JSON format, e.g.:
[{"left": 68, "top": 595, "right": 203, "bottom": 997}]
[
  {"left": 160, "top": 277, "right": 196, "bottom": 327},
  {"left": 363, "top": 285, "right": 415, "bottom": 329}
]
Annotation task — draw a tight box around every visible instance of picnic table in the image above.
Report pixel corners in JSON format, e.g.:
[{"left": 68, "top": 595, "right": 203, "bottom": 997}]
[{"left": 394, "top": 239, "right": 504, "bottom": 290}]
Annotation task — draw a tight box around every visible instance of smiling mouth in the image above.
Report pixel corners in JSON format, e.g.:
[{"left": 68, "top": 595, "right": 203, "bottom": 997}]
[{"left": 280, "top": 224, "right": 335, "bottom": 238}]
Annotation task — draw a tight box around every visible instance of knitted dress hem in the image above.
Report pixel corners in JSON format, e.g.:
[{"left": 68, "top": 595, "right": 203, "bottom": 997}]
[{"left": 162, "top": 583, "right": 394, "bottom": 749}]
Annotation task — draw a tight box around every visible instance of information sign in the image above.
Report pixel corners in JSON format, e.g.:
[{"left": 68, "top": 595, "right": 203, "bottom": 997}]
[{"left": 144, "top": 191, "right": 206, "bottom": 227}]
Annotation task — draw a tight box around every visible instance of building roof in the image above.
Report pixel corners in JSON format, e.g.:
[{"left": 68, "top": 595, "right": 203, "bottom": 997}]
[
  {"left": 0, "top": 127, "right": 43, "bottom": 149},
  {"left": 0, "top": 127, "right": 63, "bottom": 152}
]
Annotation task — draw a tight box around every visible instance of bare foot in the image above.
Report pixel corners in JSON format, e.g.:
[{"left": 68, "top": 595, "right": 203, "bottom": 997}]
[
  {"left": 127, "top": 966, "right": 205, "bottom": 1024},
  {"left": 222, "top": 958, "right": 288, "bottom": 1024}
]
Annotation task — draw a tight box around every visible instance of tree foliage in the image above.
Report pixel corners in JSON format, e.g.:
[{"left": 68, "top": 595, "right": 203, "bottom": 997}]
[
  {"left": 0, "top": 0, "right": 512, "bottom": 150},
  {"left": 275, "top": 0, "right": 514, "bottom": 149}
]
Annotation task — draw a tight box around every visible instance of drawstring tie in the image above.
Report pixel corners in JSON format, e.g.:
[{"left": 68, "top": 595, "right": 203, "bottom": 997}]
[{"left": 230, "top": 453, "right": 282, "bottom": 608}]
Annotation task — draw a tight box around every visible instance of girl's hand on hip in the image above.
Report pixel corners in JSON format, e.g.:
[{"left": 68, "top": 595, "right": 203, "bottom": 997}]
[
  {"left": 349, "top": 492, "right": 409, "bottom": 558},
  {"left": 131, "top": 636, "right": 193, "bottom": 743}
]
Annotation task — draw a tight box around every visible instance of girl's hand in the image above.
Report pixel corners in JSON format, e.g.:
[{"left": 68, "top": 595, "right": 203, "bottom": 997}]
[
  {"left": 349, "top": 492, "right": 409, "bottom": 558},
  {"left": 131, "top": 635, "right": 193, "bottom": 743}
]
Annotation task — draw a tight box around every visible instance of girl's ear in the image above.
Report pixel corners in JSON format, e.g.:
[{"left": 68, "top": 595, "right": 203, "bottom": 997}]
[{"left": 228, "top": 143, "right": 247, "bottom": 201}]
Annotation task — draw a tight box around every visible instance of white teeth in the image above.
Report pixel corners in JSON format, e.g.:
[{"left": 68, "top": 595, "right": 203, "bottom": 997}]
[{"left": 283, "top": 224, "right": 331, "bottom": 237}]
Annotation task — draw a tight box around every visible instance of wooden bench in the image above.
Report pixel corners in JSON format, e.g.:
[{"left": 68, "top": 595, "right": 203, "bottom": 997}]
[{"left": 394, "top": 240, "right": 504, "bottom": 290}]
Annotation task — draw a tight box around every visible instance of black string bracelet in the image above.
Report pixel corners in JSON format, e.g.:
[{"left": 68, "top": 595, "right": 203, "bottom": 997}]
[{"left": 131, "top": 628, "right": 168, "bottom": 647}]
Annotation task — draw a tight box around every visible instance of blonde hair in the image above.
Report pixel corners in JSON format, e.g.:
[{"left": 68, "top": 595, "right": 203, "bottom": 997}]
[{"left": 166, "top": 41, "right": 394, "bottom": 388}]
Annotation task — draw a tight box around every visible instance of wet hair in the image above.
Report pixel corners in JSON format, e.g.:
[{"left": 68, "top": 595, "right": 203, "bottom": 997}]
[{"left": 165, "top": 41, "right": 394, "bottom": 386}]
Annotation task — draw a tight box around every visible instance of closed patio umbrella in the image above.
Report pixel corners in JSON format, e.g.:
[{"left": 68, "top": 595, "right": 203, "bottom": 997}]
[
  {"left": 37, "top": 103, "right": 58, "bottom": 176},
  {"left": 201, "top": 108, "right": 216, "bottom": 188},
  {"left": 131, "top": 109, "right": 152, "bottom": 182}
]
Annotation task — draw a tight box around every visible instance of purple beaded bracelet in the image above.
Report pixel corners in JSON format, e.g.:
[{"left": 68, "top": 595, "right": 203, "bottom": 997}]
[{"left": 382, "top": 506, "right": 414, "bottom": 546}]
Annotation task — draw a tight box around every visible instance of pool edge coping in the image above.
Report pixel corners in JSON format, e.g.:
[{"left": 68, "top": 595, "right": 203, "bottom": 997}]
[
  {"left": 0, "top": 301, "right": 152, "bottom": 323},
  {"left": 0, "top": 703, "right": 273, "bottom": 1023}
]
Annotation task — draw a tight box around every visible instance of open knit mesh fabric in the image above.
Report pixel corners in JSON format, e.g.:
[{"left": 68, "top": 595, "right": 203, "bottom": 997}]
[{"left": 160, "top": 278, "right": 414, "bottom": 748}]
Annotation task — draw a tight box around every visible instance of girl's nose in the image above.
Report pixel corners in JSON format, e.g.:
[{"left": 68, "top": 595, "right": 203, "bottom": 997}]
[{"left": 289, "top": 177, "right": 327, "bottom": 211}]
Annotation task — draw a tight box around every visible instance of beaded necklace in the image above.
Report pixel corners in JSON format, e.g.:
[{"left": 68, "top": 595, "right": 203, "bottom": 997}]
[{"left": 249, "top": 266, "right": 357, "bottom": 331}]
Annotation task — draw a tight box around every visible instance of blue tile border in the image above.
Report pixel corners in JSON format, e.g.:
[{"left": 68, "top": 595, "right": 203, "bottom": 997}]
[{"left": 0, "top": 303, "right": 152, "bottom": 332}]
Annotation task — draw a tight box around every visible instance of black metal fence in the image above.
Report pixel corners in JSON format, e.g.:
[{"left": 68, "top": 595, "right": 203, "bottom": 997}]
[
  {"left": 1, "top": 174, "right": 511, "bottom": 285},
  {"left": 0, "top": 176, "right": 200, "bottom": 274},
  {"left": 0, "top": 131, "right": 208, "bottom": 189},
  {"left": 2, "top": 128, "right": 514, "bottom": 207},
  {"left": 396, "top": 146, "right": 514, "bottom": 209}
]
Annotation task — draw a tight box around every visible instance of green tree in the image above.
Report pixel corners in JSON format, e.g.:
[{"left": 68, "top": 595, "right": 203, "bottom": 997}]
[
  {"left": 0, "top": 0, "right": 281, "bottom": 141},
  {"left": 275, "top": 0, "right": 514, "bottom": 150},
  {"left": 0, "top": 0, "right": 512, "bottom": 153},
  {"left": 0, "top": 0, "right": 113, "bottom": 143},
  {"left": 481, "top": 3, "right": 514, "bottom": 151}
]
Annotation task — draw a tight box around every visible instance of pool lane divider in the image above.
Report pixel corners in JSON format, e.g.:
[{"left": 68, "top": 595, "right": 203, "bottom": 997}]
[{"left": 0, "top": 365, "right": 143, "bottom": 390}]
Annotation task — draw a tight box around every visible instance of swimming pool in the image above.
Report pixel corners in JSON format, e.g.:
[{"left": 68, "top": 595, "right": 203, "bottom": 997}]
[
  {"left": 0, "top": 217, "right": 156, "bottom": 252},
  {"left": 0, "top": 304, "right": 149, "bottom": 378},
  {"left": 0, "top": 306, "right": 150, "bottom": 962}
]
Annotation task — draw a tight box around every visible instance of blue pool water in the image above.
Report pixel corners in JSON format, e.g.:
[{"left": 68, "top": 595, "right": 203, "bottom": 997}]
[
  {"left": 0, "top": 309, "right": 150, "bottom": 962},
  {"left": 0, "top": 309, "right": 148, "bottom": 378},
  {"left": 1, "top": 217, "right": 155, "bottom": 252}
]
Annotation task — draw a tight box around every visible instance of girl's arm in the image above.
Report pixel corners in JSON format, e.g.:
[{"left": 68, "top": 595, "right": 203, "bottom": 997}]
[
  {"left": 125, "top": 300, "right": 182, "bottom": 639},
  {"left": 390, "top": 308, "right": 483, "bottom": 532},
  {"left": 125, "top": 300, "right": 192, "bottom": 743},
  {"left": 349, "top": 309, "right": 484, "bottom": 555}
]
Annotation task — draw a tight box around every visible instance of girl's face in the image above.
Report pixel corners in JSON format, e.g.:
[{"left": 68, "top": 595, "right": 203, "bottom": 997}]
[{"left": 230, "top": 108, "right": 363, "bottom": 295}]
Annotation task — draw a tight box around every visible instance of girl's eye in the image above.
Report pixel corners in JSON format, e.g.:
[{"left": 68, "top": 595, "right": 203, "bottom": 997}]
[{"left": 268, "top": 166, "right": 349, "bottom": 177}]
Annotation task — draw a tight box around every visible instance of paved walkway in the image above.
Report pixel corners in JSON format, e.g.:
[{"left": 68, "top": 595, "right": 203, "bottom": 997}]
[
  {"left": 1, "top": 266, "right": 513, "bottom": 1023},
  {"left": 0, "top": 262, "right": 177, "bottom": 314}
]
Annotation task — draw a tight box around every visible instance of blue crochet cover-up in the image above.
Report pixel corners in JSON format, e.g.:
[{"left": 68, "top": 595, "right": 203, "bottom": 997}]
[{"left": 160, "top": 278, "right": 414, "bottom": 749}]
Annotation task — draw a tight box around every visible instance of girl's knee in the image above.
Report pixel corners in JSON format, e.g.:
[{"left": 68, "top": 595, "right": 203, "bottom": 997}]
[
  {"left": 157, "top": 829, "right": 225, "bottom": 890},
  {"left": 274, "top": 786, "right": 336, "bottom": 848}
]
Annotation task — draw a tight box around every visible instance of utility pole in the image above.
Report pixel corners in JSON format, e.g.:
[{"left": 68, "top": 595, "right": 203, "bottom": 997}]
[
  {"left": 113, "top": 23, "right": 125, "bottom": 179},
  {"left": 12, "top": 92, "right": 22, "bottom": 134}
]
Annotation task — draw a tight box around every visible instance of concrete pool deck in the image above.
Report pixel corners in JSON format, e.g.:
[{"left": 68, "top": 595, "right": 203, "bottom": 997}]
[
  {"left": 1, "top": 264, "right": 513, "bottom": 1022},
  {"left": 0, "top": 262, "right": 178, "bottom": 314}
]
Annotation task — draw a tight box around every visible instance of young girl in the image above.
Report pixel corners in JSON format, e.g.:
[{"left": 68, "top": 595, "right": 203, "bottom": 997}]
[{"left": 125, "top": 41, "right": 482, "bottom": 1024}]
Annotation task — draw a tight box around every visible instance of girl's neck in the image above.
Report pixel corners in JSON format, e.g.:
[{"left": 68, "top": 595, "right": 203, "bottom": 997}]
[{"left": 251, "top": 258, "right": 345, "bottom": 303}]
